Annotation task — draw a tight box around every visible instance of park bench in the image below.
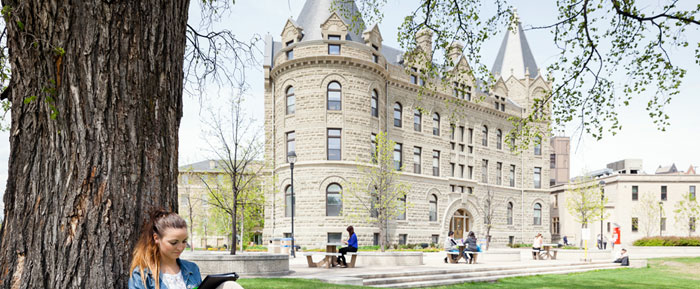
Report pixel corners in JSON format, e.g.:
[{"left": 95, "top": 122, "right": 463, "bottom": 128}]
[
  {"left": 302, "top": 252, "right": 341, "bottom": 268},
  {"left": 446, "top": 251, "right": 479, "bottom": 264},
  {"left": 346, "top": 252, "right": 361, "bottom": 268},
  {"left": 445, "top": 251, "right": 460, "bottom": 263},
  {"left": 464, "top": 251, "right": 479, "bottom": 264}
]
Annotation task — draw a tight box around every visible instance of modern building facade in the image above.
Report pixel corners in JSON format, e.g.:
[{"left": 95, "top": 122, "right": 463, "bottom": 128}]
[
  {"left": 551, "top": 159, "right": 700, "bottom": 246},
  {"left": 262, "top": 0, "right": 553, "bottom": 248}
]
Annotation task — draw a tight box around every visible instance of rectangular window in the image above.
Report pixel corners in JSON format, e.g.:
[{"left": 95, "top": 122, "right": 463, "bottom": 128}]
[
  {"left": 328, "top": 35, "right": 342, "bottom": 40},
  {"left": 691, "top": 186, "right": 696, "bottom": 200},
  {"left": 450, "top": 185, "right": 455, "bottom": 193},
  {"left": 285, "top": 40, "right": 294, "bottom": 47},
  {"left": 534, "top": 167, "right": 542, "bottom": 189},
  {"left": 450, "top": 163, "right": 455, "bottom": 177},
  {"left": 467, "top": 187, "right": 473, "bottom": 194},
  {"left": 373, "top": 233, "right": 380, "bottom": 246},
  {"left": 432, "top": 151, "right": 440, "bottom": 177},
  {"left": 552, "top": 217, "right": 560, "bottom": 235},
  {"left": 410, "top": 75, "right": 417, "bottom": 84},
  {"left": 510, "top": 165, "right": 516, "bottom": 187},
  {"left": 459, "top": 126, "right": 465, "bottom": 142},
  {"left": 372, "top": 54, "right": 379, "bottom": 63},
  {"left": 399, "top": 234, "right": 408, "bottom": 245},
  {"left": 450, "top": 125, "right": 455, "bottom": 140},
  {"left": 466, "top": 92, "right": 472, "bottom": 101},
  {"left": 632, "top": 217, "right": 639, "bottom": 232},
  {"left": 451, "top": 142, "right": 456, "bottom": 151},
  {"left": 286, "top": 131, "right": 295, "bottom": 162},
  {"left": 632, "top": 186, "right": 638, "bottom": 201},
  {"left": 328, "top": 233, "right": 342, "bottom": 243},
  {"left": 328, "top": 43, "right": 341, "bottom": 55},
  {"left": 459, "top": 164, "right": 465, "bottom": 178},
  {"left": 371, "top": 133, "right": 377, "bottom": 163},
  {"left": 431, "top": 235, "right": 439, "bottom": 245},
  {"left": 468, "top": 166, "right": 474, "bottom": 180},
  {"left": 661, "top": 186, "right": 667, "bottom": 201},
  {"left": 468, "top": 128, "right": 474, "bottom": 143},
  {"left": 691, "top": 217, "right": 696, "bottom": 232},
  {"left": 459, "top": 144, "right": 465, "bottom": 152},
  {"left": 468, "top": 145, "right": 473, "bottom": 154},
  {"left": 414, "top": 110, "right": 421, "bottom": 132},
  {"left": 550, "top": 154, "right": 556, "bottom": 169},
  {"left": 413, "top": 147, "right": 422, "bottom": 174},
  {"left": 607, "top": 222, "right": 611, "bottom": 233},
  {"left": 494, "top": 101, "right": 500, "bottom": 110},
  {"left": 394, "top": 143, "right": 403, "bottom": 171},
  {"left": 327, "top": 129, "right": 341, "bottom": 160},
  {"left": 398, "top": 194, "right": 406, "bottom": 220},
  {"left": 482, "top": 159, "right": 488, "bottom": 183},
  {"left": 286, "top": 49, "right": 294, "bottom": 60},
  {"left": 496, "top": 162, "right": 503, "bottom": 185},
  {"left": 459, "top": 186, "right": 465, "bottom": 193},
  {"left": 661, "top": 217, "right": 666, "bottom": 232},
  {"left": 553, "top": 194, "right": 559, "bottom": 208}
]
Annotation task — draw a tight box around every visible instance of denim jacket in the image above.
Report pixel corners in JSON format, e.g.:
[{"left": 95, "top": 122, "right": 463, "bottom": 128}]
[{"left": 128, "top": 259, "right": 202, "bottom": 289}]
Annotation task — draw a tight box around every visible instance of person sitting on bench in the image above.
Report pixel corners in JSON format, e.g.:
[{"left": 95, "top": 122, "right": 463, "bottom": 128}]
[
  {"left": 444, "top": 231, "right": 459, "bottom": 263},
  {"left": 336, "top": 226, "right": 358, "bottom": 268},
  {"left": 613, "top": 248, "right": 629, "bottom": 266},
  {"left": 464, "top": 231, "right": 478, "bottom": 262},
  {"left": 532, "top": 233, "right": 543, "bottom": 259}
]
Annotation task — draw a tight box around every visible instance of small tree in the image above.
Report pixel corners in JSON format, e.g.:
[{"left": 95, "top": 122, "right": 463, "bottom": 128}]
[
  {"left": 479, "top": 186, "right": 496, "bottom": 250},
  {"left": 674, "top": 192, "right": 700, "bottom": 237},
  {"left": 566, "top": 176, "right": 608, "bottom": 245},
  {"left": 199, "top": 93, "right": 264, "bottom": 255},
  {"left": 343, "top": 132, "right": 411, "bottom": 252},
  {"left": 634, "top": 192, "right": 663, "bottom": 237},
  {"left": 178, "top": 169, "right": 205, "bottom": 251}
]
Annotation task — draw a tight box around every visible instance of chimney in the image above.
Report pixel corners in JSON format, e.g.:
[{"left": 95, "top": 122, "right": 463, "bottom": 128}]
[
  {"left": 416, "top": 28, "right": 433, "bottom": 60},
  {"left": 448, "top": 42, "right": 464, "bottom": 64}
]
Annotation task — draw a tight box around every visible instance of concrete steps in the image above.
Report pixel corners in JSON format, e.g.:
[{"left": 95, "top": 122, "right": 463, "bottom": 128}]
[{"left": 360, "top": 261, "right": 622, "bottom": 288}]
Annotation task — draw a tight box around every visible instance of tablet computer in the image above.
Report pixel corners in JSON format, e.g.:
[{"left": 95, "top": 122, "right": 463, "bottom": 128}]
[{"left": 196, "top": 272, "right": 240, "bottom": 289}]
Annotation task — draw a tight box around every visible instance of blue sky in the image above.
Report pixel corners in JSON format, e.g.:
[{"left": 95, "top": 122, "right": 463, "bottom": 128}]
[{"left": 0, "top": 0, "right": 698, "bottom": 217}]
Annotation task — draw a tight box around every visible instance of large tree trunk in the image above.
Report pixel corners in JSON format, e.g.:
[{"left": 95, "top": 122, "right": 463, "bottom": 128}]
[{"left": 0, "top": 1, "right": 189, "bottom": 288}]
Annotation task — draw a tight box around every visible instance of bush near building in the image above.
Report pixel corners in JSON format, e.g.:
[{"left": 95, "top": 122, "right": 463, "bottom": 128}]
[{"left": 633, "top": 236, "right": 700, "bottom": 246}]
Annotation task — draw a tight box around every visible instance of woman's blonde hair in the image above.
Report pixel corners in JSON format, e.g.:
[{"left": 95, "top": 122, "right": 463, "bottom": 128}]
[{"left": 130, "top": 209, "right": 187, "bottom": 289}]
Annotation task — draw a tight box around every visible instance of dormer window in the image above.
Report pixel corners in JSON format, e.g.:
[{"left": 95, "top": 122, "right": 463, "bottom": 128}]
[
  {"left": 494, "top": 96, "right": 506, "bottom": 112},
  {"left": 410, "top": 67, "right": 418, "bottom": 84},
  {"left": 328, "top": 35, "right": 341, "bottom": 40},
  {"left": 372, "top": 54, "right": 379, "bottom": 63},
  {"left": 286, "top": 49, "right": 294, "bottom": 60},
  {"left": 285, "top": 40, "right": 294, "bottom": 47},
  {"left": 372, "top": 44, "right": 379, "bottom": 51}
]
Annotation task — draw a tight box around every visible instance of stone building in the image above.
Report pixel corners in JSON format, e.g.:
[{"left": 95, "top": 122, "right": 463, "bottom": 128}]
[
  {"left": 551, "top": 159, "right": 700, "bottom": 246},
  {"left": 262, "top": 0, "right": 553, "bottom": 248}
]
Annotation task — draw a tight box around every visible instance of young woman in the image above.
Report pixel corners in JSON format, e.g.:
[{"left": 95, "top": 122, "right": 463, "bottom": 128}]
[
  {"left": 128, "top": 210, "right": 202, "bottom": 289},
  {"left": 337, "top": 226, "right": 358, "bottom": 267},
  {"left": 464, "top": 231, "right": 478, "bottom": 262},
  {"left": 532, "top": 233, "right": 543, "bottom": 259}
]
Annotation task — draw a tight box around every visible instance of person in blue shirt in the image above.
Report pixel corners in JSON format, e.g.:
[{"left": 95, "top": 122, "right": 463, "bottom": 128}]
[{"left": 337, "top": 226, "right": 358, "bottom": 267}]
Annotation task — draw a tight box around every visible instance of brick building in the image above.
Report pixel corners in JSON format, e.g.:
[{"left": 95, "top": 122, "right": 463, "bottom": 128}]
[{"left": 262, "top": 0, "right": 553, "bottom": 248}]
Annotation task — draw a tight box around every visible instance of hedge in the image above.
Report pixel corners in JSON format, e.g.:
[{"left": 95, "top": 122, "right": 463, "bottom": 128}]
[{"left": 633, "top": 236, "right": 700, "bottom": 246}]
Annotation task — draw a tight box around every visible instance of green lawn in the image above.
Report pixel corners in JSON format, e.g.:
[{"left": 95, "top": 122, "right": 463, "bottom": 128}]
[{"left": 236, "top": 257, "right": 700, "bottom": 289}]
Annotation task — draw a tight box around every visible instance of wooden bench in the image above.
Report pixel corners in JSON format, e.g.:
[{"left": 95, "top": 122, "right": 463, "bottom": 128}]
[
  {"left": 446, "top": 251, "right": 460, "bottom": 264},
  {"left": 464, "top": 251, "right": 479, "bottom": 264},
  {"left": 302, "top": 252, "right": 341, "bottom": 268},
  {"left": 346, "top": 252, "right": 361, "bottom": 268}
]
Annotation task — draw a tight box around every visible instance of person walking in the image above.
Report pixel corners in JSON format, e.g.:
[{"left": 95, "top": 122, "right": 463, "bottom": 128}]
[{"left": 337, "top": 226, "right": 358, "bottom": 267}]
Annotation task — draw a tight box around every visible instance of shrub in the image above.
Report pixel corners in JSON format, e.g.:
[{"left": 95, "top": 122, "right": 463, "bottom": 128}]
[
  {"left": 633, "top": 236, "right": 700, "bottom": 246},
  {"left": 508, "top": 243, "right": 533, "bottom": 248}
]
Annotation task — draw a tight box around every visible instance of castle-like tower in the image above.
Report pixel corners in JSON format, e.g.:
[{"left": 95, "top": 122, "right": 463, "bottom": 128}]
[{"left": 263, "top": 0, "right": 552, "bottom": 248}]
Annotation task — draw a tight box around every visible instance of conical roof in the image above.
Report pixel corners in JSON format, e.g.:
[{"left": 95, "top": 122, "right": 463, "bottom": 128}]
[
  {"left": 295, "top": 0, "right": 366, "bottom": 42},
  {"left": 491, "top": 10, "right": 538, "bottom": 79}
]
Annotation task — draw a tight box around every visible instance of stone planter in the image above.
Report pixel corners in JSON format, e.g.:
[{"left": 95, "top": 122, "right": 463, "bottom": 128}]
[
  {"left": 354, "top": 251, "right": 423, "bottom": 267},
  {"left": 182, "top": 252, "right": 291, "bottom": 277}
]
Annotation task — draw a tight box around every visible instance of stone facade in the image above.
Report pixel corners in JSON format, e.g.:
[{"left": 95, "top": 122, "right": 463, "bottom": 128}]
[{"left": 262, "top": 0, "right": 553, "bottom": 249}]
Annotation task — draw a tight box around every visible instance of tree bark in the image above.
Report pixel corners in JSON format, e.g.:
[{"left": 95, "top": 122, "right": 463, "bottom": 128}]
[{"left": 0, "top": 1, "right": 189, "bottom": 288}]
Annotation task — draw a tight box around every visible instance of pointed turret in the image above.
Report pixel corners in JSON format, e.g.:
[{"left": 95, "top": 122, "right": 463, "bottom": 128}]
[
  {"left": 491, "top": 9, "right": 538, "bottom": 80},
  {"left": 295, "top": 0, "right": 366, "bottom": 42}
]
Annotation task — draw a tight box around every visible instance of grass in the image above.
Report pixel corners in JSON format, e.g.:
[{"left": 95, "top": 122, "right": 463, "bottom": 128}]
[{"left": 236, "top": 257, "right": 700, "bottom": 289}]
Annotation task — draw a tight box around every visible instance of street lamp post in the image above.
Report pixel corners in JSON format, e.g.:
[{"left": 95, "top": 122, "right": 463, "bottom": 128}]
[
  {"left": 599, "top": 180, "right": 606, "bottom": 250},
  {"left": 287, "top": 151, "right": 297, "bottom": 258}
]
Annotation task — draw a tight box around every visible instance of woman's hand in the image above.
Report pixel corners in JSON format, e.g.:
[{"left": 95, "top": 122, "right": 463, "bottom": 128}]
[{"left": 343, "top": 241, "right": 348, "bottom": 245}]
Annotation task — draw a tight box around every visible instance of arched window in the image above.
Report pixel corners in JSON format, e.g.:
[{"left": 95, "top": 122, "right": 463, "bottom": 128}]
[
  {"left": 394, "top": 102, "right": 402, "bottom": 127},
  {"left": 371, "top": 90, "right": 379, "bottom": 117},
  {"left": 286, "top": 86, "right": 295, "bottom": 115},
  {"left": 533, "top": 203, "right": 542, "bottom": 225},
  {"left": 326, "top": 183, "right": 342, "bottom": 216},
  {"left": 496, "top": 129, "right": 503, "bottom": 150},
  {"left": 432, "top": 113, "right": 440, "bottom": 136},
  {"left": 482, "top": 125, "right": 488, "bottom": 146},
  {"left": 507, "top": 202, "right": 513, "bottom": 225},
  {"left": 534, "top": 136, "right": 542, "bottom": 155},
  {"left": 413, "top": 109, "right": 422, "bottom": 132},
  {"left": 285, "top": 185, "right": 293, "bottom": 217},
  {"left": 429, "top": 194, "right": 438, "bottom": 222},
  {"left": 327, "top": 82, "right": 342, "bottom": 110}
]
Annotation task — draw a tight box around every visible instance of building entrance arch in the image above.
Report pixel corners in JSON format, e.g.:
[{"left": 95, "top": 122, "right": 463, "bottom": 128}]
[{"left": 449, "top": 209, "right": 472, "bottom": 240}]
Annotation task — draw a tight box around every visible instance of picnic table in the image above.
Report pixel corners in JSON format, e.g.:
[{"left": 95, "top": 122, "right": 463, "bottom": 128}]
[
  {"left": 534, "top": 243, "right": 559, "bottom": 260},
  {"left": 447, "top": 243, "right": 478, "bottom": 264},
  {"left": 302, "top": 243, "right": 343, "bottom": 268}
]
